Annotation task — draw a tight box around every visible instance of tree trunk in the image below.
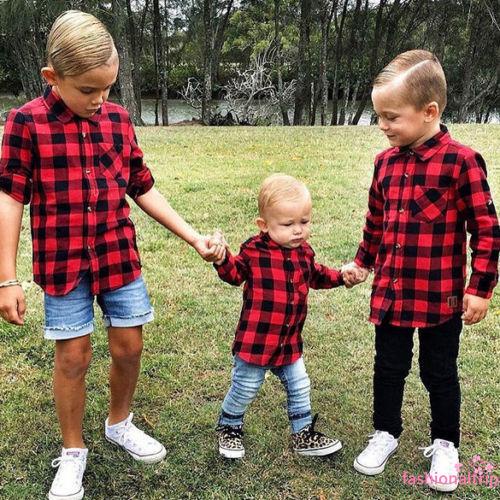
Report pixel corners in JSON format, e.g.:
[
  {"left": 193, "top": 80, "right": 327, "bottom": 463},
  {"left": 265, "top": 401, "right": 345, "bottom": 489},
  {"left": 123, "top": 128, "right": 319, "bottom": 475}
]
[
  {"left": 330, "top": 0, "right": 349, "bottom": 125},
  {"left": 126, "top": 0, "right": 143, "bottom": 117},
  {"left": 293, "top": 0, "right": 312, "bottom": 125},
  {"left": 457, "top": 8, "right": 480, "bottom": 123},
  {"left": 274, "top": 0, "right": 291, "bottom": 125},
  {"left": 350, "top": 0, "right": 387, "bottom": 125},
  {"left": 153, "top": 0, "right": 169, "bottom": 125},
  {"left": 112, "top": 0, "right": 143, "bottom": 125},
  {"left": 318, "top": 1, "right": 336, "bottom": 126},
  {"left": 202, "top": 0, "right": 214, "bottom": 125},
  {"left": 212, "top": 0, "right": 234, "bottom": 84}
]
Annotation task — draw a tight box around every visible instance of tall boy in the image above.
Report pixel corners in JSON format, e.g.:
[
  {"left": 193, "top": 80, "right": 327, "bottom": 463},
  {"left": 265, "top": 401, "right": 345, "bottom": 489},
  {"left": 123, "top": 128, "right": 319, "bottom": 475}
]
[
  {"left": 343, "top": 50, "right": 499, "bottom": 492},
  {"left": 0, "top": 11, "right": 223, "bottom": 500}
]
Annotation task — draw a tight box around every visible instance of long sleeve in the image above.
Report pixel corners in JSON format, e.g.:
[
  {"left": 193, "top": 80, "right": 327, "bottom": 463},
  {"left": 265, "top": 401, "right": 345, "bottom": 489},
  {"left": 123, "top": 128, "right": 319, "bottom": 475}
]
[
  {"left": 309, "top": 260, "right": 344, "bottom": 289},
  {"left": 354, "top": 160, "right": 384, "bottom": 269},
  {"left": 214, "top": 246, "right": 250, "bottom": 286},
  {"left": 456, "top": 153, "right": 500, "bottom": 298},
  {"left": 0, "top": 109, "right": 33, "bottom": 204},
  {"left": 126, "top": 118, "right": 155, "bottom": 199}
]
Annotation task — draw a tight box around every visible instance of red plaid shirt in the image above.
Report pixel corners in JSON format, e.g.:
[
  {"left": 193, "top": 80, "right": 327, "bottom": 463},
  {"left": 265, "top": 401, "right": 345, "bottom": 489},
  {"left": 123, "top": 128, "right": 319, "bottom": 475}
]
[
  {"left": 355, "top": 125, "right": 499, "bottom": 327},
  {"left": 0, "top": 87, "right": 154, "bottom": 296},
  {"left": 215, "top": 232, "right": 344, "bottom": 366}
]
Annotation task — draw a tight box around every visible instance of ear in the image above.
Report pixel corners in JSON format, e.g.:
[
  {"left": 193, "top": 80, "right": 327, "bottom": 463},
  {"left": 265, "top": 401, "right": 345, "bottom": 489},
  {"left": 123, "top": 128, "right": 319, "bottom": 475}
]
[
  {"left": 424, "top": 101, "right": 440, "bottom": 122},
  {"left": 41, "top": 66, "right": 59, "bottom": 86},
  {"left": 256, "top": 217, "right": 268, "bottom": 232}
]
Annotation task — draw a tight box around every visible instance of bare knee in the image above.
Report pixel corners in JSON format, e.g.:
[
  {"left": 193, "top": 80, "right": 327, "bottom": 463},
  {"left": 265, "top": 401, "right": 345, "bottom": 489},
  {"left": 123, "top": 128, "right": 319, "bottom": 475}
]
[
  {"left": 109, "top": 339, "right": 143, "bottom": 366},
  {"left": 55, "top": 340, "right": 92, "bottom": 379}
]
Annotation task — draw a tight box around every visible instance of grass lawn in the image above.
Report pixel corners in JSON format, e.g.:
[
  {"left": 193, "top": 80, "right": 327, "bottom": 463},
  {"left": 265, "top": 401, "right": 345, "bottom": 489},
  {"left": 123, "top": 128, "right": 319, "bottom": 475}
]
[{"left": 0, "top": 124, "right": 499, "bottom": 499}]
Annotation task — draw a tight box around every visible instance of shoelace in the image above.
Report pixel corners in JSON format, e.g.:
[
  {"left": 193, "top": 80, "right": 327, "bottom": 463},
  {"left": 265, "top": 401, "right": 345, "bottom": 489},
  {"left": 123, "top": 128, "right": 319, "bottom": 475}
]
[
  {"left": 119, "top": 423, "right": 152, "bottom": 450},
  {"left": 420, "top": 442, "right": 457, "bottom": 463},
  {"left": 298, "top": 413, "right": 325, "bottom": 438},
  {"left": 51, "top": 455, "right": 84, "bottom": 484},
  {"left": 364, "top": 431, "right": 393, "bottom": 454},
  {"left": 216, "top": 425, "right": 243, "bottom": 439}
]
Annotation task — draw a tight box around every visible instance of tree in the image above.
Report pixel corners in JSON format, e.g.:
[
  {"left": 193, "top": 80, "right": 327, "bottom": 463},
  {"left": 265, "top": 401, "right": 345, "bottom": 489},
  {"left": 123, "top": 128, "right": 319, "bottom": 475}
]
[
  {"left": 273, "top": 0, "right": 291, "bottom": 125},
  {"left": 153, "top": 0, "right": 169, "bottom": 125},
  {"left": 0, "top": 0, "right": 67, "bottom": 100},
  {"left": 112, "top": 0, "right": 143, "bottom": 125},
  {"left": 293, "top": 0, "right": 312, "bottom": 125}
]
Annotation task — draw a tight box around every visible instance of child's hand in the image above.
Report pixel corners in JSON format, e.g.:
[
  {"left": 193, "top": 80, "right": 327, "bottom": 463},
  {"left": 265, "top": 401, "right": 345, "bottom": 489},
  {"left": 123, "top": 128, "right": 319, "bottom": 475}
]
[
  {"left": 341, "top": 262, "right": 370, "bottom": 288},
  {"left": 209, "top": 230, "right": 228, "bottom": 265},
  {"left": 191, "top": 234, "right": 226, "bottom": 263},
  {"left": 462, "top": 294, "right": 490, "bottom": 325},
  {"left": 0, "top": 285, "right": 26, "bottom": 325}
]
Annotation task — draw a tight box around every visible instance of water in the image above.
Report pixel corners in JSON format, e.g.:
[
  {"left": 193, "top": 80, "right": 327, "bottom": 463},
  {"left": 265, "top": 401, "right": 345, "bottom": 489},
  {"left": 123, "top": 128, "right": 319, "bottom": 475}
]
[
  {"left": 0, "top": 94, "right": 373, "bottom": 125},
  {"left": 139, "top": 98, "right": 374, "bottom": 125},
  {"left": 1, "top": 95, "right": 498, "bottom": 125}
]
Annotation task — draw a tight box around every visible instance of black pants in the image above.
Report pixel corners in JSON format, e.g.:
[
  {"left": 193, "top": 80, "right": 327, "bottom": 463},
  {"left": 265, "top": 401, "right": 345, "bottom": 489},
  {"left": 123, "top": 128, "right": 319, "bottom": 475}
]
[{"left": 373, "top": 314, "right": 462, "bottom": 447}]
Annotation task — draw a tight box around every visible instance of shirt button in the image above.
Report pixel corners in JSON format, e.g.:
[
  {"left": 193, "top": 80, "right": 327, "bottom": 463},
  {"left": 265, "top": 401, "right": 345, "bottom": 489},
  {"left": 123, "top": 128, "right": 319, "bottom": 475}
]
[
  {"left": 404, "top": 173, "right": 409, "bottom": 178},
  {"left": 399, "top": 208, "right": 404, "bottom": 213},
  {"left": 395, "top": 243, "right": 401, "bottom": 249},
  {"left": 285, "top": 323, "right": 290, "bottom": 328},
  {"left": 87, "top": 206, "right": 92, "bottom": 212},
  {"left": 393, "top": 278, "right": 398, "bottom": 283},
  {"left": 82, "top": 132, "right": 86, "bottom": 139},
  {"left": 85, "top": 169, "right": 91, "bottom": 174},
  {"left": 289, "top": 279, "right": 293, "bottom": 283},
  {"left": 87, "top": 245, "right": 92, "bottom": 251}
]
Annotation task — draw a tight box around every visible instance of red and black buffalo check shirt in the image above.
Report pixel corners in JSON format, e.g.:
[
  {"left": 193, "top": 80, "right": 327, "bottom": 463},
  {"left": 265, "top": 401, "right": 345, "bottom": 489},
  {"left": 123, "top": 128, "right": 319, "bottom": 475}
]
[
  {"left": 0, "top": 87, "right": 154, "bottom": 296},
  {"left": 355, "top": 125, "right": 499, "bottom": 327},
  {"left": 215, "top": 232, "right": 344, "bottom": 366}
]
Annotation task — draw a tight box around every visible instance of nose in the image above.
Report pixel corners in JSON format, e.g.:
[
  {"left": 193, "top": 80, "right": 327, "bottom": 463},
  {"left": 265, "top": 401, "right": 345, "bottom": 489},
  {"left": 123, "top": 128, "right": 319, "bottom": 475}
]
[
  {"left": 92, "top": 92, "right": 104, "bottom": 106},
  {"left": 293, "top": 225, "right": 302, "bottom": 235},
  {"left": 378, "top": 117, "right": 389, "bottom": 131}
]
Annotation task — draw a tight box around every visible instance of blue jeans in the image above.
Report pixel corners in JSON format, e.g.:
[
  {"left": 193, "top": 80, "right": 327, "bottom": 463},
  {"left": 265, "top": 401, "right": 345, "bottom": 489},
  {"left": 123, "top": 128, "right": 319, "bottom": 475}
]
[
  {"left": 219, "top": 355, "right": 312, "bottom": 433},
  {"left": 44, "top": 274, "right": 154, "bottom": 340}
]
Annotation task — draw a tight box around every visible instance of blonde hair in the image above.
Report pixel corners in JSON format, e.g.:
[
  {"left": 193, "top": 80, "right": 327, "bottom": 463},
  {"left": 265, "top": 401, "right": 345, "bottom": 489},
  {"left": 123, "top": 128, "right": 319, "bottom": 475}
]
[
  {"left": 258, "top": 174, "right": 311, "bottom": 217},
  {"left": 46, "top": 10, "right": 115, "bottom": 77},
  {"left": 373, "top": 50, "right": 447, "bottom": 112}
]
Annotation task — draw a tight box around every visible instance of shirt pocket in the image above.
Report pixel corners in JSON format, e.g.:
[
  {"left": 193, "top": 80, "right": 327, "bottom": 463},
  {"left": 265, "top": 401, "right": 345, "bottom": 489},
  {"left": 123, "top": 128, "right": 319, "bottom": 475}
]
[
  {"left": 410, "top": 185, "right": 448, "bottom": 223},
  {"left": 97, "top": 142, "right": 127, "bottom": 181}
]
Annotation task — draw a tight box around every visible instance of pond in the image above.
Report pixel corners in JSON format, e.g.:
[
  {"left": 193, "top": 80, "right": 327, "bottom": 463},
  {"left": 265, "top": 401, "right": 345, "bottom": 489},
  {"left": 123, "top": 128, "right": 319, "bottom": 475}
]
[
  {"left": 0, "top": 94, "right": 374, "bottom": 125},
  {"left": 1, "top": 95, "right": 498, "bottom": 125}
]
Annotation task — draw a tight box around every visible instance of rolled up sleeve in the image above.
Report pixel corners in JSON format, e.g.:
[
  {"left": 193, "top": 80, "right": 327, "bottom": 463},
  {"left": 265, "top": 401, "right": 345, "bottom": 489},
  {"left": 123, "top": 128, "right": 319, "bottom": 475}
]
[
  {"left": 126, "top": 119, "right": 155, "bottom": 199},
  {"left": 0, "top": 109, "right": 33, "bottom": 204}
]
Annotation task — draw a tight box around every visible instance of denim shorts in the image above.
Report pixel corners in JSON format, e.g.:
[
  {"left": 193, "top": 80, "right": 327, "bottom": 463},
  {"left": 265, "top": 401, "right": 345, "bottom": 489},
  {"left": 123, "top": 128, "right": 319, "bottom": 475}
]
[{"left": 44, "top": 274, "right": 154, "bottom": 340}]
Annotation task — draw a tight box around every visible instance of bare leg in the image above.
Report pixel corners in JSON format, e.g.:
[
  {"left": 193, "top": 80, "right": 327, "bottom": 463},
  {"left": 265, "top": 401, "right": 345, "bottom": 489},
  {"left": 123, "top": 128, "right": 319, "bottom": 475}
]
[
  {"left": 53, "top": 335, "right": 92, "bottom": 448},
  {"left": 107, "top": 325, "right": 143, "bottom": 425}
]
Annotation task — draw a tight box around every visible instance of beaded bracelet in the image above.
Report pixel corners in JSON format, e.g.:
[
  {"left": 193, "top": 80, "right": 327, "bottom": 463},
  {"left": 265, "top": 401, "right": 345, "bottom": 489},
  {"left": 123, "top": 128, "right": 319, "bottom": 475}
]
[{"left": 0, "top": 279, "right": 21, "bottom": 288}]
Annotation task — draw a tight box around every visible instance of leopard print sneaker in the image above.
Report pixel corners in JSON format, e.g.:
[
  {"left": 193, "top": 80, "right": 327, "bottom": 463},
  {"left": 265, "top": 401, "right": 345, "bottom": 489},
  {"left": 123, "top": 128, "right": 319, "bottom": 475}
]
[
  {"left": 217, "top": 425, "right": 245, "bottom": 459},
  {"left": 292, "top": 414, "right": 342, "bottom": 456}
]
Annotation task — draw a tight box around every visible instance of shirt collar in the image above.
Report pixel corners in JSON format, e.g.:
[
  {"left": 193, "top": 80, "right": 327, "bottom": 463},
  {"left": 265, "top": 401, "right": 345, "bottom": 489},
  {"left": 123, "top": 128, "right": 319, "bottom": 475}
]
[
  {"left": 258, "top": 232, "right": 298, "bottom": 253},
  {"left": 42, "top": 86, "right": 102, "bottom": 125},
  {"left": 397, "top": 124, "right": 450, "bottom": 161}
]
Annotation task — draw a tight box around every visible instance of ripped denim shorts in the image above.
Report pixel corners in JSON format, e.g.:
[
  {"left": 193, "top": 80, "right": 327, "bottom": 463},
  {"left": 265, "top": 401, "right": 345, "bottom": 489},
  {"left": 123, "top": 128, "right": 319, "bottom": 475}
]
[{"left": 43, "top": 273, "right": 154, "bottom": 340}]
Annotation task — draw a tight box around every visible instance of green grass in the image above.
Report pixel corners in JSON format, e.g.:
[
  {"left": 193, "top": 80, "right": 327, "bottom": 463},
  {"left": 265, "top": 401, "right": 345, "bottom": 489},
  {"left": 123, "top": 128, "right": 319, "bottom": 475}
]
[{"left": 0, "top": 124, "right": 499, "bottom": 499}]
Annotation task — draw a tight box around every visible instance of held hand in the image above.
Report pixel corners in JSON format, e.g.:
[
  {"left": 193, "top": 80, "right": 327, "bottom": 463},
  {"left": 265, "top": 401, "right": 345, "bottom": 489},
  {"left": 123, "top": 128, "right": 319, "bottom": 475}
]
[
  {"left": 192, "top": 234, "right": 226, "bottom": 263},
  {"left": 462, "top": 294, "right": 490, "bottom": 325},
  {"left": 0, "top": 285, "right": 26, "bottom": 325},
  {"left": 209, "top": 230, "right": 228, "bottom": 265},
  {"left": 341, "top": 262, "right": 370, "bottom": 288}
]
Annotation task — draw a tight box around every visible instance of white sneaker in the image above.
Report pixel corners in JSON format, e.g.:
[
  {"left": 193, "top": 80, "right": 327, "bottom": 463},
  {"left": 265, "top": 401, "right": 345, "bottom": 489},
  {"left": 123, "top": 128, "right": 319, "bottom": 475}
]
[
  {"left": 354, "top": 430, "right": 398, "bottom": 475},
  {"left": 48, "top": 448, "right": 87, "bottom": 500},
  {"left": 105, "top": 413, "right": 166, "bottom": 463},
  {"left": 421, "top": 439, "right": 459, "bottom": 492}
]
